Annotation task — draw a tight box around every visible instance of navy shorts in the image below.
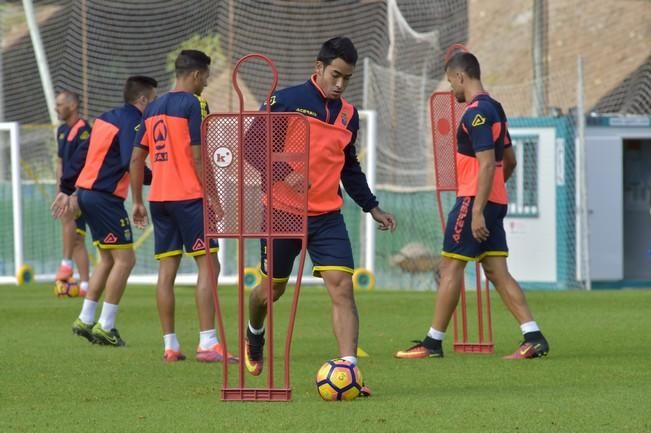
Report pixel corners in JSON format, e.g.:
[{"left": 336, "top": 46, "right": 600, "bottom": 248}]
[
  {"left": 442, "top": 196, "right": 509, "bottom": 262},
  {"left": 75, "top": 213, "right": 87, "bottom": 237},
  {"left": 260, "top": 210, "right": 354, "bottom": 281},
  {"left": 150, "top": 199, "right": 219, "bottom": 260},
  {"left": 77, "top": 188, "right": 132, "bottom": 249}
]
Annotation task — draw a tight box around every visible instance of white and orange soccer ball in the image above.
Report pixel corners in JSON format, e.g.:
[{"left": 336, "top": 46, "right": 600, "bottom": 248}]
[
  {"left": 315, "top": 359, "right": 363, "bottom": 401},
  {"left": 54, "top": 278, "right": 80, "bottom": 298}
]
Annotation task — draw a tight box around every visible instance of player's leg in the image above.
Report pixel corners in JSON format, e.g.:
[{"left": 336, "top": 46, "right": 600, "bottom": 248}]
[
  {"left": 193, "top": 252, "right": 237, "bottom": 363},
  {"left": 56, "top": 214, "right": 77, "bottom": 280},
  {"left": 481, "top": 257, "right": 548, "bottom": 358},
  {"left": 90, "top": 247, "right": 134, "bottom": 346},
  {"left": 171, "top": 198, "right": 235, "bottom": 363},
  {"left": 248, "top": 276, "right": 288, "bottom": 329},
  {"left": 150, "top": 201, "right": 186, "bottom": 361},
  {"left": 157, "top": 255, "right": 182, "bottom": 353},
  {"left": 72, "top": 217, "right": 90, "bottom": 295},
  {"left": 80, "top": 191, "right": 136, "bottom": 346},
  {"left": 311, "top": 212, "right": 372, "bottom": 395},
  {"left": 482, "top": 256, "right": 533, "bottom": 323},
  {"left": 72, "top": 190, "right": 112, "bottom": 342},
  {"left": 320, "top": 270, "right": 357, "bottom": 358},
  {"left": 194, "top": 252, "right": 220, "bottom": 333},
  {"left": 245, "top": 237, "right": 297, "bottom": 375},
  {"left": 73, "top": 248, "right": 112, "bottom": 342},
  {"left": 429, "top": 255, "right": 468, "bottom": 336},
  {"left": 307, "top": 212, "right": 359, "bottom": 361},
  {"left": 395, "top": 197, "right": 476, "bottom": 359},
  {"left": 481, "top": 201, "right": 548, "bottom": 359}
]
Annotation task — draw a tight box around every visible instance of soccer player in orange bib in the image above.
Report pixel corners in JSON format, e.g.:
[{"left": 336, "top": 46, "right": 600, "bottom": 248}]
[
  {"left": 395, "top": 52, "right": 549, "bottom": 360},
  {"left": 243, "top": 38, "right": 397, "bottom": 395},
  {"left": 68, "top": 76, "right": 158, "bottom": 347},
  {"left": 130, "top": 50, "right": 236, "bottom": 363}
]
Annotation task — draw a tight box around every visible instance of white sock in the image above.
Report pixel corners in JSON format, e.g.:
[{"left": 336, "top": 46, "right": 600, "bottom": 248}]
[
  {"left": 78, "top": 299, "right": 97, "bottom": 325},
  {"left": 427, "top": 327, "right": 445, "bottom": 341},
  {"left": 61, "top": 259, "right": 73, "bottom": 268},
  {"left": 164, "top": 333, "right": 180, "bottom": 352},
  {"left": 199, "top": 329, "right": 218, "bottom": 349},
  {"left": 98, "top": 302, "right": 119, "bottom": 331},
  {"left": 248, "top": 321, "right": 265, "bottom": 335},
  {"left": 341, "top": 356, "right": 357, "bottom": 366},
  {"left": 520, "top": 321, "right": 540, "bottom": 334},
  {"left": 80, "top": 281, "right": 89, "bottom": 292}
]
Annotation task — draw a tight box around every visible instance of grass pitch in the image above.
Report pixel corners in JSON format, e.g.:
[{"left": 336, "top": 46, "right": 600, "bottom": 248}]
[{"left": 1, "top": 284, "right": 650, "bottom": 433}]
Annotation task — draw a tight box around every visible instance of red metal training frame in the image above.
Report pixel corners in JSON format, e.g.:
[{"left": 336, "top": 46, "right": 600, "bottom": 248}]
[
  {"left": 201, "top": 54, "right": 310, "bottom": 400},
  {"left": 430, "top": 90, "right": 494, "bottom": 354}
]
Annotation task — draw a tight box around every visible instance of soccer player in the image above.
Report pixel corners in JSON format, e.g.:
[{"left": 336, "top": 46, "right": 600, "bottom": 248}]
[
  {"left": 130, "top": 50, "right": 236, "bottom": 363},
  {"left": 394, "top": 52, "right": 549, "bottom": 360},
  {"left": 243, "top": 37, "right": 397, "bottom": 393},
  {"left": 66, "top": 76, "right": 158, "bottom": 346},
  {"left": 51, "top": 91, "right": 90, "bottom": 294}
]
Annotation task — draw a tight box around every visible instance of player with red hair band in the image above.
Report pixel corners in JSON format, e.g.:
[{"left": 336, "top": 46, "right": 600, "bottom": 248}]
[{"left": 395, "top": 51, "right": 549, "bottom": 360}]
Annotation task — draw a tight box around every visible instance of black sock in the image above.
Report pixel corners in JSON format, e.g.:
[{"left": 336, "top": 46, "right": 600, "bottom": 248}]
[
  {"left": 524, "top": 331, "right": 544, "bottom": 342},
  {"left": 247, "top": 327, "right": 265, "bottom": 343},
  {"left": 422, "top": 336, "right": 442, "bottom": 350}
]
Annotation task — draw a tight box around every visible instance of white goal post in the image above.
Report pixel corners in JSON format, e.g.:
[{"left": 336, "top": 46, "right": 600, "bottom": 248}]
[{"left": 0, "top": 122, "right": 22, "bottom": 284}]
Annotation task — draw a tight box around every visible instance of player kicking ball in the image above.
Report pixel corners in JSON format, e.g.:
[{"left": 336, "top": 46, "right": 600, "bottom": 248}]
[
  {"left": 395, "top": 52, "right": 549, "bottom": 360},
  {"left": 243, "top": 37, "right": 397, "bottom": 395}
]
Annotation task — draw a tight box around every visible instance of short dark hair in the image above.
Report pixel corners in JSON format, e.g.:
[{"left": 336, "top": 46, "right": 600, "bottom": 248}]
[
  {"left": 317, "top": 37, "right": 358, "bottom": 67},
  {"left": 175, "top": 49, "right": 211, "bottom": 76},
  {"left": 445, "top": 52, "right": 481, "bottom": 80},
  {"left": 58, "top": 90, "right": 80, "bottom": 105},
  {"left": 123, "top": 75, "right": 158, "bottom": 103}
]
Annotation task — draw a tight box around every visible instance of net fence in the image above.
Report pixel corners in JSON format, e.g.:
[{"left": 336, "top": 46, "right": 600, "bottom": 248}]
[{"left": 1, "top": 0, "right": 650, "bottom": 288}]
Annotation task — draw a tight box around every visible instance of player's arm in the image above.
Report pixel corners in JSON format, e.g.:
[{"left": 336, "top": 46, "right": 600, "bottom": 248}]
[
  {"left": 52, "top": 132, "right": 66, "bottom": 216},
  {"left": 340, "top": 111, "right": 396, "bottom": 231},
  {"left": 59, "top": 126, "right": 91, "bottom": 195},
  {"left": 52, "top": 126, "right": 91, "bottom": 217},
  {"left": 123, "top": 121, "right": 152, "bottom": 185},
  {"left": 189, "top": 96, "right": 208, "bottom": 186},
  {"left": 51, "top": 157, "right": 69, "bottom": 218},
  {"left": 130, "top": 121, "right": 149, "bottom": 228},
  {"left": 55, "top": 128, "right": 64, "bottom": 193},
  {"left": 467, "top": 106, "right": 497, "bottom": 241},
  {"left": 503, "top": 128, "right": 516, "bottom": 181},
  {"left": 192, "top": 145, "right": 203, "bottom": 187},
  {"left": 474, "top": 148, "right": 496, "bottom": 215},
  {"left": 55, "top": 158, "right": 62, "bottom": 193}
]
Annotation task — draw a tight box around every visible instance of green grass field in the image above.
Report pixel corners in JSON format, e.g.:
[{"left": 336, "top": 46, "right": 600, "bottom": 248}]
[{"left": 2, "top": 284, "right": 650, "bottom": 433}]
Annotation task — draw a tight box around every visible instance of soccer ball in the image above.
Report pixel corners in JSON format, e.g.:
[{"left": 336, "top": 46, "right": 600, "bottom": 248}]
[
  {"left": 315, "top": 359, "right": 363, "bottom": 401},
  {"left": 54, "top": 278, "right": 80, "bottom": 298}
]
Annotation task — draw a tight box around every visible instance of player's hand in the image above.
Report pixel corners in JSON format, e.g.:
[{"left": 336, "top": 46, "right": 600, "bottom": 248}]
[
  {"left": 69, "top": 195, "right": 81, "bottom": 218},
  {"left": 50, "top": 192, "right": 70, "bottom": 219},
  {"left": 370, "top": 207, "right": 397, "bottom": 232},
  {"left": 132, "top": 202, "right": 148, "bottom": 229},
  {"left": 471, "top": 211, "right": 490, "bottom": 242},
  {"left": 285, "top": 172, "right": 309, "bottom": 193}
]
